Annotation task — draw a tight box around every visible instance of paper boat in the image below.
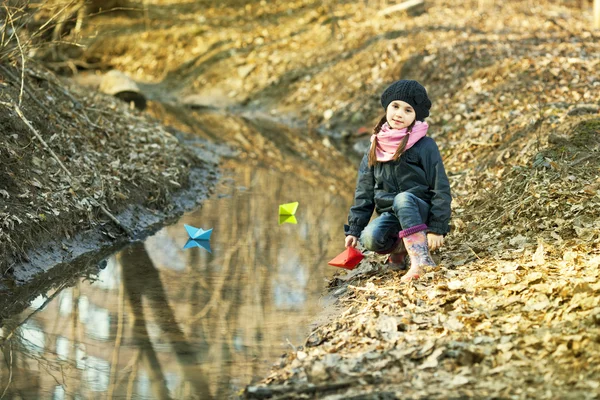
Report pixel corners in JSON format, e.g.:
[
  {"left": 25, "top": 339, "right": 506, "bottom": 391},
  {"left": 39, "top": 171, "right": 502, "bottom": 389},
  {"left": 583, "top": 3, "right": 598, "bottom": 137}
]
[
  {"left": 183, "top": 239, "right": 212, "bottom": 253},
  {"left": 278, "top": 214, "right": 298, "bottom": 225},
  {"left": 278, "top": 202, "right": 299, "bottom": 225},
  {"left": 328, "top": 247, "right": 364, "bottom": 270},
  {"left": 184, "top": 224, "right": 213, "bottom": 240},
  {"left": 279, "top": 202, "right": 298, "bottom": 216}
]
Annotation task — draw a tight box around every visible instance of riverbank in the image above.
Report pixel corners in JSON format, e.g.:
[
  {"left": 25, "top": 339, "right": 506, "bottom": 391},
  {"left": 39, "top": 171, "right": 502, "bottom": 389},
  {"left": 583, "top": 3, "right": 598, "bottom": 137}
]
[
  {"left": 0, "top": 62, "right": 220, "bottom": 318},
  {"left": 244, "top": 115, "right": 600, "bottom": 398},
  {"left": 240, "top": 123, "right": 600, "bottom": 395}
]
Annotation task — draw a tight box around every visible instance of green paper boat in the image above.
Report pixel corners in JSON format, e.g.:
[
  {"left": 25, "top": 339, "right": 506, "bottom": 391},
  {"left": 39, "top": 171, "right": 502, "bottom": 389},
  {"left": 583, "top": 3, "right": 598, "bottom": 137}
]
[
  {"left": 278, "top": 202, "right": 299, "bottom": 225},
  {"left": 278, "top": 214, "right": 297, "bottom": 225},
  {"left": 279, "top": 202, "right": 298, "bottom": 216}
]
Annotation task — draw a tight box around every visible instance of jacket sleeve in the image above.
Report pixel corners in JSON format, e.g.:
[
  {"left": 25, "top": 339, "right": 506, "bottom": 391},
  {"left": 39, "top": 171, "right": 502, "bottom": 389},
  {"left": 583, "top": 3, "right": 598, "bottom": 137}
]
[
  {"left": 422, "top": 139, "right": 452, "bottom": 235},
  {"left": 344, "top": 153, "right": 375, "bottom": 237}
]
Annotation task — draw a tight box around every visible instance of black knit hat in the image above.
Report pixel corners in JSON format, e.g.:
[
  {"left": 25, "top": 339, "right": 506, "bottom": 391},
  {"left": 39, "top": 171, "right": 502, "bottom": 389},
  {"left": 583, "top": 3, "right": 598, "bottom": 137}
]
[{"left": 380, "top": 80, "right": 432, "bottom": 121}]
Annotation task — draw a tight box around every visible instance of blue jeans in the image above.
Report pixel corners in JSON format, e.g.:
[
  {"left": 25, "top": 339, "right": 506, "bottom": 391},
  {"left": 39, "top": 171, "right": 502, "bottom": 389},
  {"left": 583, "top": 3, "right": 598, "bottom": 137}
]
[{"left": 360, "top": 192, "right": 430, "bottom": 253}]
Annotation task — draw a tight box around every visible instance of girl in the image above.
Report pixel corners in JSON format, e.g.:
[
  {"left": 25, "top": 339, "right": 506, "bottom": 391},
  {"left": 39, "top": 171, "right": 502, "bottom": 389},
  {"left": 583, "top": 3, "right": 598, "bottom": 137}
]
[{"left": 344, "top": 80, "right": 451, "bottom": 282}]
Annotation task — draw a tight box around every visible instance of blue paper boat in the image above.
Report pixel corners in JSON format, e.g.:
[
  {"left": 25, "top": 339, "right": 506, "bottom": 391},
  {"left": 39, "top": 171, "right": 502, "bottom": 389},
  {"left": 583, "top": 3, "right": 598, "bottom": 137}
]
[
  {"left": 184, "top": 224, "right": 213, "bottom": 240},
  {"left": 183, "top": 239, "right": 212, "bottom": 253}
]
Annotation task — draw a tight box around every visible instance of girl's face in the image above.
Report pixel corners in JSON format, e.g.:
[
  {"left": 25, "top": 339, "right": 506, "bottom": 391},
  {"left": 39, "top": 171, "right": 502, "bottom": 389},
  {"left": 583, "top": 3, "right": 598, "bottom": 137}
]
[{"left": 386, "top": 100, "right": 416, "bottom": 129}]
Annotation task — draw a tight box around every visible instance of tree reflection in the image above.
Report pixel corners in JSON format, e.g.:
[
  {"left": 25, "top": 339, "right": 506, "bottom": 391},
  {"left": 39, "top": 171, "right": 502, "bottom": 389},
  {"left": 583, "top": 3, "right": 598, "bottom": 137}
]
[{"left": 118, "top": 242, "right": 212, "bottom": 400}]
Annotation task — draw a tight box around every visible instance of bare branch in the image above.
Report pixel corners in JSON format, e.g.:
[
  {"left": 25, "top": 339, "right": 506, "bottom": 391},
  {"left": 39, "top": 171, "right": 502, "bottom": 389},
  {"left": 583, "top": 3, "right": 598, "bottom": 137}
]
[{"left": 2, "top": 4, "right": 25, "bottom": 104}]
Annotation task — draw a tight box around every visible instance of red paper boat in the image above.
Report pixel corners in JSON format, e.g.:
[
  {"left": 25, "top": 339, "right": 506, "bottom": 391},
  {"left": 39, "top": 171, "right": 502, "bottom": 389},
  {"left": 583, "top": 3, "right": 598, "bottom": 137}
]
[{"left": 328, "top": 247, "right": 364, "bottom": 270}]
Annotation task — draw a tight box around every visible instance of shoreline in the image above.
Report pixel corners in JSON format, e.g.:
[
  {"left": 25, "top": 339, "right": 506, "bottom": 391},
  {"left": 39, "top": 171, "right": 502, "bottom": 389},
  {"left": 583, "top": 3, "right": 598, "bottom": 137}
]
[{"left": 0, "top": 164, "right": 219, "bottom": 322}]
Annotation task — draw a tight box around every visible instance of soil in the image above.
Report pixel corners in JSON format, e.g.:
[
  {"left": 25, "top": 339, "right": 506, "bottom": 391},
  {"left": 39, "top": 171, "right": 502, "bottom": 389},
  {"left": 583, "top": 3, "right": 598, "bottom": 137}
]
[{"left": 2, "top": 0, "right": 600, "bottom": 398}]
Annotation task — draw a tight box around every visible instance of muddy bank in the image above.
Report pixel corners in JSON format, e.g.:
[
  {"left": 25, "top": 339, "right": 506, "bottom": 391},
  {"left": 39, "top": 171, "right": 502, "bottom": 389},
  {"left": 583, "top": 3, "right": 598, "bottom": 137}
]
[
  {"left": 0, "top": 62, "right": 220, "bottom": 318},
  {"left": 0, "top": 164, "right": 218, "bottom": 319}
]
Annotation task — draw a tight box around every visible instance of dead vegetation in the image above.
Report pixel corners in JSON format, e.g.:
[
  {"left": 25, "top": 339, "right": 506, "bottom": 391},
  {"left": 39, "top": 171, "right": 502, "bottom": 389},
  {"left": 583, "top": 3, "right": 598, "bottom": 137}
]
[
  {"left": 0, "top": 0, "right": 136, "bottom": 69},
  {"left": 0, "top": 61, "right": 211, "bottom": 277}
]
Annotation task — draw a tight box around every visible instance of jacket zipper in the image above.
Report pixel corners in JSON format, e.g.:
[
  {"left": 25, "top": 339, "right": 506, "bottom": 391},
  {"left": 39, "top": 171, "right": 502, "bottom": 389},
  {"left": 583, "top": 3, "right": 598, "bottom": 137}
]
[{"left": 391, "top": 160, "right": 401, "bottom": 193}]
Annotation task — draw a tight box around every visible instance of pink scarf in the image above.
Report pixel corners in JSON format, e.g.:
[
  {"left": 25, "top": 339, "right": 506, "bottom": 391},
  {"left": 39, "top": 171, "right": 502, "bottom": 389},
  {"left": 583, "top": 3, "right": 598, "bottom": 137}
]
[{"left": 370, "top": 121, "right": 428, "bottom": 162}]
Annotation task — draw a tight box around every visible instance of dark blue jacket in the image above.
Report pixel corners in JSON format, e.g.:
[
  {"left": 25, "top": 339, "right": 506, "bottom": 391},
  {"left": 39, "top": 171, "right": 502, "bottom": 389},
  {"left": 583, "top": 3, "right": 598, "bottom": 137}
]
[{"left": 345, "top": 136, "right": 452, "bottom": 237}]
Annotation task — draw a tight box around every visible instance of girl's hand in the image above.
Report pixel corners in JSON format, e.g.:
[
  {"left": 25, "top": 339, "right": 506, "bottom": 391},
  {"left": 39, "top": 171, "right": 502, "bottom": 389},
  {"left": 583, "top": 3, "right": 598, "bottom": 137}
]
[
  {"left": 345, "top": 235, "right": 359, "bottom": 248},
  {"left": 427, "top": 233, "right": 444, "bottom": 251}
]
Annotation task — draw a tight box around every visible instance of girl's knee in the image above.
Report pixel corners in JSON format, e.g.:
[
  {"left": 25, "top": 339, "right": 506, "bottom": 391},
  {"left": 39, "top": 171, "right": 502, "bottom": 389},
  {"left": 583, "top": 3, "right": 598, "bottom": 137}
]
[
  {"left": 361, "top": 229, "right": 384, "bottom": 251},
  {"left": 360, "top": 232, "right": 377, "bottom": 251},
  {"left": 393, "top": 191, "right": 416, "bottom": 207}
]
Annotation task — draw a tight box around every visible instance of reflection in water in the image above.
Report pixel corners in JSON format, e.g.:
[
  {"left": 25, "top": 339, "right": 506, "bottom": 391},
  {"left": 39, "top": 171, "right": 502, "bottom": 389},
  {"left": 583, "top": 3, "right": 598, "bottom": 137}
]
[
  {"left": 85, "top": 356, "right": 110, "bottom": 392},
  {"left": 273, "top": 250, "right": 307, "bottom": 310},
  {"left": 56, "top": 336, "right": 69, "bottom": 361},
  {"left": 53, "top": 385, "right": 66, "bottom": 399},
  {"left": 20, "top": 321, "right": 45, "bottom": 355},
  {"left": 85, "top": 304, "right": 110, "bottom": 341},
  {"left": 59, "top": 290, "right": 73, "bottom": 316},
  {"left": 96, "top": 258, "right": 121, "bottom": 290},
  {"left": 119, "top": 241, "right": 212, "bottom": 400},
  {"left": 29, "top": 295, "right": 46, "bottom": 311},
  {"left": 0, "top": 165, "right": 350, "bottom": 399}
]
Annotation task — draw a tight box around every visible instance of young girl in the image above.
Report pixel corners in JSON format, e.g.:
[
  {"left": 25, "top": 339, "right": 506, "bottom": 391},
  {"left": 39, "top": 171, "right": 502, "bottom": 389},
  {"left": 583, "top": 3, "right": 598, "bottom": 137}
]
[{"left": 344, "top": 80, "right": 451, "bottom": 282}]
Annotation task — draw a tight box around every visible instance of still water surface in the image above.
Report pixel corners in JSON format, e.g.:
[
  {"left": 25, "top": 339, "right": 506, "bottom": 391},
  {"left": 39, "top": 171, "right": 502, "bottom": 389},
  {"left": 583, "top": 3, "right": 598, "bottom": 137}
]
[{"left": 1, "top": 164, "right": 350, "bottom": 399}]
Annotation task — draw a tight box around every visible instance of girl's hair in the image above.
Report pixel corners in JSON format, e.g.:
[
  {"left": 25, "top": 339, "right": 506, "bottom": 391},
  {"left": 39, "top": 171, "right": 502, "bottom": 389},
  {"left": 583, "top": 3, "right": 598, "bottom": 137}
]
[{"left": 368, "top": 116, "right": 416, "bottom": 167}]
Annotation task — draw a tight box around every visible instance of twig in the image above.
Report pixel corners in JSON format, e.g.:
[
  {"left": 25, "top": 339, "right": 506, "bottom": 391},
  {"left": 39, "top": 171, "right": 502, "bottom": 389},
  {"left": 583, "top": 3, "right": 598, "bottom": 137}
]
[
  {"left": 143, "top": 0, "right": 150, "bottom": 31},
  {"left": 547, "top": 17, "right": 577, "bottom": 37},
  {"left": 348, "top": 284, "right": 399, "bottom": 292},
  {"left": 0, "top": 5, "right": 23, "bottom": 53},
  {"left": 28, "top": 0, "right": 77, "bottom": 42},
  {"left": 47, "top": 58, "right": 108, "bottom": 70},
  {"left": 378, "top": 0, "right": 424, "bottom": 16},
  {"left": 2, "top": 4, "right": 25, "bottom": 105},
  {"left": 466, "top": 245, "right": 481, "bottom": 260},
  {"left": 0, "top": 64, "right": 68, "bottom": 130},
  {"left": 24, "top": 67, "right": 103, "bottom": 130},
  {"left": 9, "top": 102, "right": 70, "bottom": 174},
  {"left": 548, "top": 15, "right": 600, "bottom": 41},
  {"left": 569, "top": 153, "right": 595, "bottom": 167}
]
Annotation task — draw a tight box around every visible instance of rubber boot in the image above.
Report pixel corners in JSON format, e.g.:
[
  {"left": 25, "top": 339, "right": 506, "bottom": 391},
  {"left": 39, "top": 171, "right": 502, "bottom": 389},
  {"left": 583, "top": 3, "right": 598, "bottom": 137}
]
[
  {"left": 387, "top": 238, "right": 408, "bottom": 270},
  {"left": 400, "top": 230, "right": 436, "bottom": 282}
]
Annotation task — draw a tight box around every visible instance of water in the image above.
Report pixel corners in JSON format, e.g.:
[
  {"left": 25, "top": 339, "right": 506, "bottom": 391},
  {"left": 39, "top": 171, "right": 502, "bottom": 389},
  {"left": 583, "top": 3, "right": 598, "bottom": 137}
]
[{"left": 0, "top": 164, "right": 351, "bottom": 399}]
